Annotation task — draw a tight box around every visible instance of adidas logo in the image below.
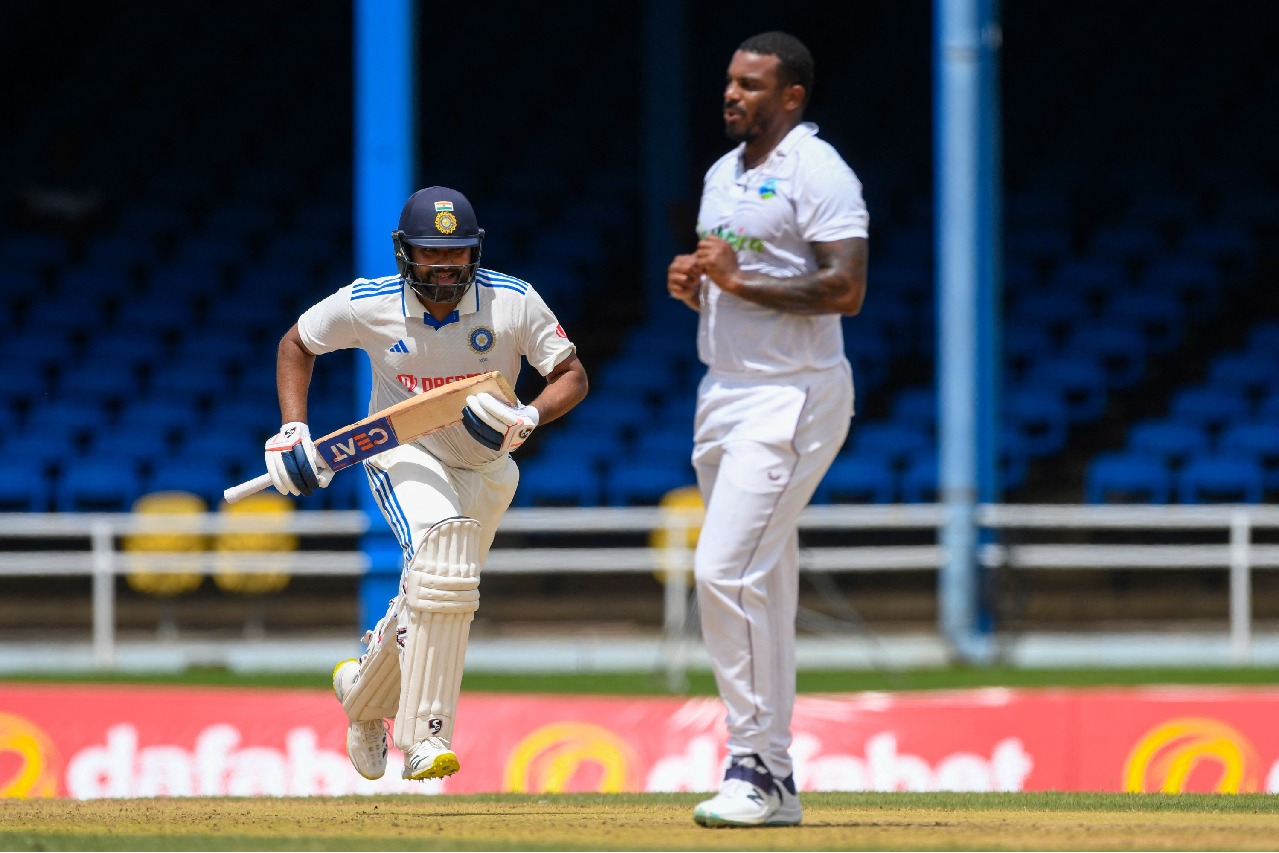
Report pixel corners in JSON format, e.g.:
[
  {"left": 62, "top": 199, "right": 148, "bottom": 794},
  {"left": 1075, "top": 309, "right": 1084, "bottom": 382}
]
[{"left": 389, "top": 340, "right": 409, "bottom": 353}]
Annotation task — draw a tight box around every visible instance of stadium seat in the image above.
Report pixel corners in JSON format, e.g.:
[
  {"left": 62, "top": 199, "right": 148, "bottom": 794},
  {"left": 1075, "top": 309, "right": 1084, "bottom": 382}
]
[
  {"left": 1168, "top": 386, "right": 1252, "bottom": 435},
  {"left": 850, "top": 422, "right": 933, "bottom": 470},
  {"left": 56, "top": 459, "right": 144, "bottom": 512},
  {"left": 1004, "top": 387, "right": 1069, "bottom": 458},
  {"left": 1103, "top": 290, "right": 1186, "bottom": 355},
  {"left": 1065, "top": 323, "right": 1148, "bottom": 389},
  {"left": 1085, "top": 452, "right": 1172, "bottom": 504},
  {"left": 1207, "top": 352, "right": 1277, "bottom": 403},
  {"left": 1126, "top": 419, "right": 1209, "bottom": 470},
  {"left": 1138, "top": 257, "right": 1223, "bottom": 315},
  {"left": 890, "top": 386, "right": 938, "bottom": 435},
  {"left": 1011, "top": 290, "right": 1093, "bottom": 344},
  {"left": 0, "top": 459, "right": 53, "bottom": 511},
  {"left": 1047, "top": 257, "right": 1128, "bottom": 308},
  {"left": 1004, "top": 323, "right": 1056, "bottom": 382},
  {"left": 512, "top": 456, "right": 601, "bottom": 507},
  {"left": 1179, "top": 223, "right": 1254, "bottom": 277},
  {"left": 1026, "top": 354, "right": 1109, "bottom": 424},
  {"left": 603, "top": 458, "right": 696, "bottom": 507},
  {"left": 1176, "top": 454, "right": 1265, "bottom": 504},
  {"left": 899, "top": 450, "right": 939, "bottom": 504},
  {"left": 1217, "top": 422, "right": 1279, "bottom": 492},
  {"left": 147, "top": 456, "right": 236, "bottom": 508},
  {"left": 814, "top": 453, "right": 897, "bottom": 504},
  {"left": 1087, "top": 223, "right": 1167, "bottom": 267}
]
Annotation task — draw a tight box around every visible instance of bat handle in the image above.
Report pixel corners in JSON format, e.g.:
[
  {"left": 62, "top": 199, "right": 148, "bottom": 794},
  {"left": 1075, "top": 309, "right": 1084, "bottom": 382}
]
[{"left": 223, "top": 473, "right": 274, "bottom": 504}]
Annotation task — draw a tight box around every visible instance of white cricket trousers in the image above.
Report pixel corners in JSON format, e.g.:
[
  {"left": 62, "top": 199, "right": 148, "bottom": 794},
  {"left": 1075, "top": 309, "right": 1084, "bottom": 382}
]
[
  {"left": 691, "top": 361, "right": 853, "bottom": 780},
  {"left": 365, "top": 442, "right": 519, "bottom": 567}
]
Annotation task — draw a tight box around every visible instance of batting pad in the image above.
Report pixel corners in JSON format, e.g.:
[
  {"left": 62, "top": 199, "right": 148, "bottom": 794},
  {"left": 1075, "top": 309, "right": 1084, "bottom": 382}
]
[
  {"left": 341, "top": 607, "right": 403, "bottom": 722},
  {"left": 394, "top": 516, "right": 481, "bottom": 751}
]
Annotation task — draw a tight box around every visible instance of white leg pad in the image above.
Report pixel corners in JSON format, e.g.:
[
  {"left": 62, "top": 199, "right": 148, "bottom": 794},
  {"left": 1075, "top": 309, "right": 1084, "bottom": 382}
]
[
  {"left": 341, "top": 605, "right": 403, "bottom": 721},
  {"left": 393, "top": 516, "right": 481, "bottom": 752}
]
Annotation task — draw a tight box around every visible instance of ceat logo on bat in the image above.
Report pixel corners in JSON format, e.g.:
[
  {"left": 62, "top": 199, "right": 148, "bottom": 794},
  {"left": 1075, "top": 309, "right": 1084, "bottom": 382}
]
[{"left": 319, "top": 416, "right": 397, "bottom": 471}]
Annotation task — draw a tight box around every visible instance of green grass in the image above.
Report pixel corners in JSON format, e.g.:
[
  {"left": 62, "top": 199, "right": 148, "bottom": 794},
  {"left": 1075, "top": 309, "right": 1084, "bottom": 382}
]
[{"left": 8, "top": 665, "right": 1279, "bottom": 694}]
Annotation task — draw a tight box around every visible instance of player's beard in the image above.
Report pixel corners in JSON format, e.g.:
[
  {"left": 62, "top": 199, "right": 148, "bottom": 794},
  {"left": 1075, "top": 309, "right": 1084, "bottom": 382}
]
[{"left": 723, "top": 104, "right": 770, "bottom": 145}]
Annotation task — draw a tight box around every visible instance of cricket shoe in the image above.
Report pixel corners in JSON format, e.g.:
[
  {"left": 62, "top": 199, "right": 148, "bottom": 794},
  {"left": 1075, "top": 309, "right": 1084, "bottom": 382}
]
[
  {"left": 403, "top": 736, "right": 460, "bottom": 781},
  {"left": 331, "top": 659, "right": 388, "bottom": 780},
  {"left": 693, "top": 754, "right": 801, "bottom": 827}
]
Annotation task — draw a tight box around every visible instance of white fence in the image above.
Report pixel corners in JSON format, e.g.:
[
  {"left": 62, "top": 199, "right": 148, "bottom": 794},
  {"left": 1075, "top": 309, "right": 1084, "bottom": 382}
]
[{"left": 3, "top": 504, "right": 1279, "bottom": 678}]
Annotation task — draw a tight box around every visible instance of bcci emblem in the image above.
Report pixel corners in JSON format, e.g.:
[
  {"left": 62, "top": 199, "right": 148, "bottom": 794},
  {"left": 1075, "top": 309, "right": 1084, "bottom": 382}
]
[
  {"left": 469, "top": 326, "right": 495, "bottom": 353},
  {"left": 435, "top": 211, "right": 458, "bottom": 234}
]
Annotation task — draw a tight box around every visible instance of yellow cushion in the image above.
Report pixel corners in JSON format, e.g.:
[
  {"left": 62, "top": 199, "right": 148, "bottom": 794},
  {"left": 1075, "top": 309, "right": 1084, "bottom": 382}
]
[{"left": 122, "top": 490, "right": 206, "bottom": 597}]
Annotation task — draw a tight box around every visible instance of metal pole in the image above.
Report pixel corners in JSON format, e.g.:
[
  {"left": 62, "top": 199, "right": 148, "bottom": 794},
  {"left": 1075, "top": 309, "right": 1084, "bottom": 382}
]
[
  {"left": 936, "top": 0, "right": 988, "bottom": 662},
  {"left": 1229, "top": 510, "right": 1252, "bottom": 664},
  {"left": 90, "top": 520, "right": 115, "bottom": 670}
]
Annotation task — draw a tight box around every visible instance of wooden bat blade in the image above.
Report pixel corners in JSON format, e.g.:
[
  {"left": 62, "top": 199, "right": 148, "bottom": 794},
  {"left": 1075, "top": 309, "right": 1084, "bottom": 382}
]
[
  {"left": 314, "top": 371, "right": 515, "bottom": 472},
  {"left": 223, "top": 371, "right": 515, "bottom": 504}
]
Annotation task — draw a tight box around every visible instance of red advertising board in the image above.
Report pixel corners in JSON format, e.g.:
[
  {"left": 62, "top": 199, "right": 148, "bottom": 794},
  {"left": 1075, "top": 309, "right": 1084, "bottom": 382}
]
[{"left": 3, "top": 684, "right": 1279, "bottom": 798}]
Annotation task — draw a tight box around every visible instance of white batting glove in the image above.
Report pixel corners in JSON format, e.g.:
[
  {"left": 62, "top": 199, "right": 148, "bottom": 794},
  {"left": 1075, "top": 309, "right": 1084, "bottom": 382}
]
[
  {"left": 461, "top": 392, "right": 539, "bottom": 453},
  {"left": 264, "top": 422, "right": 334, "bottom": 497}
]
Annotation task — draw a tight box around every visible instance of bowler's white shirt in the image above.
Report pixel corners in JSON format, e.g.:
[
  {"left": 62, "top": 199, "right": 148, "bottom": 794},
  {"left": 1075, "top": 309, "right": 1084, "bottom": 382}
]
[
  {"left": 695, "top": 122, "right": 869, "bottom": 376},
  {"left": 298, "top": 268, "right": 576, "bottom": 469}
]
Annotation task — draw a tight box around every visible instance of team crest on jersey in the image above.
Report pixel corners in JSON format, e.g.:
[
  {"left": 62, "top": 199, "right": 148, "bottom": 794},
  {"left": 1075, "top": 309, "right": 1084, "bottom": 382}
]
[
  {"left": 469, "top": 326, "right": 495, "bottom": 353},
  {"left": 435, "top": 211, "right": 458, "bottom": 234},
  {"left": 759, "top": 179, "right": 778, "bottom": 199}
]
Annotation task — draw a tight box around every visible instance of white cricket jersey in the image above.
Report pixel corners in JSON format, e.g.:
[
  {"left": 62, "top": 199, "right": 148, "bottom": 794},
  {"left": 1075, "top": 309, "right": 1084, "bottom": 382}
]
[
  {"left": 695, "top": 121, "right": 869, "bottom": 376},
  {"left": 297, "top": 268, "right": 576, "bottom": 469}
]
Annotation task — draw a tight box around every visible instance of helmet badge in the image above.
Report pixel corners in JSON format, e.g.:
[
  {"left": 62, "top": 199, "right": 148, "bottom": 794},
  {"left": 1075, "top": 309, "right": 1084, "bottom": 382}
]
[{"left": 435, "top": 211, "right": 458, "bottom": 234}]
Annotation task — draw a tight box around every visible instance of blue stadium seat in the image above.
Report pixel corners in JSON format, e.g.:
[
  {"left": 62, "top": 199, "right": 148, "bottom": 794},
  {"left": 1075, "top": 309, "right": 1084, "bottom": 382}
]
[
  {"left": 563, "top": 394, "right": 651, "bottom": 440},
  {"left": 1005, "top": 225, "right": 1071, "bottom": 267},
  {"left": 634, "top": 425, "right": 694, "bottom": 465},
  {"left": 1087, "top": 223, "right": 1167, "bottom": 266},
  {"left": 1103, "top": 290, "right": 1186, "bottom": 355},
  {"left": 1085, "top": 451, "right": 1172, "bottom": 504},
  {"left": 1217, "top": 422, "right": 1279, "bottom": 492},
  {"left": 1011, "top": 290, "right": 1093, "bottom": 344},
  {"left": 1127, "top": 419, "right": 1209, "bottom": 470},
  {"left": 1246, "top": 321, "right": 1279, "bottom": 356},
  {"left": 1138, "top": 256, "right": 1223, "bottom": 314},
  {"left": 56, "top": 459, "right": 144, "bottom": 512},
  {"left": 1047, "top": 257, "right": 1128, "bottom": 307},
  {"left": 603, "top": 458, "right": 694, "bottom": 507},
  {"left": 0, "top": 458, "right": 54, "bottom": 511},
  {"left": 511, "top": 456, "right": 601, "bottom": 507},
  {"left": 1168, "top": 385, "right": 1252, "bottom": 435},
  {"left": 851, "top": 422, "right": 932, "bottom": 470},
  {"left": 57, "top": 367, "right": 144, "bottom": 408},
  {"left": 899, "top": 450, "right": 939, "bottom": 504},
  {"left": 146, "top": 456, "right": 236, "bottom": 507},
  {"left": 1004, "top": 387, "right": 1069, "bottom": 457},
  {"left": 1004, "top": 324, "right": 1055, "bottom": 382},
  {"left": 1179, "top": 223, "right": 1254, "bottom": 277},
  {"left": 1065, "top": 323, "right": 1148, "bottom": 389},
  {"left": 1125, "top": 188, "right": 1200, "bottom": 228},
  {"left": 1026, "top": 354, "right": 1109, "bottom": 424},
  {"left": 1207, "top": 352, "right": 1277, "bottom": 403},
  {"left": 814, "top": 453, "right": 897, "bottom": 504},
  {"left": 532, "top": 430, "right": 624, "bottom": 468},
  {"left": 890, "top": 386, "right": 937, "bottom": 435},
  {"left": 1176, "top": 454, "right": 1265, "bottom": 504}
]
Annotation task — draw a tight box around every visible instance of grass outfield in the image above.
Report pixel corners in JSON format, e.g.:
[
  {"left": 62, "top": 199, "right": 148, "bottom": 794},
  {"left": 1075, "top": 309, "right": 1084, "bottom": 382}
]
[
  {"left": 9, "top": 665, "right": 1279, "bottom": 693},
  {"left": 6, "top": 792, "right": 1279, "bottom": 851}
]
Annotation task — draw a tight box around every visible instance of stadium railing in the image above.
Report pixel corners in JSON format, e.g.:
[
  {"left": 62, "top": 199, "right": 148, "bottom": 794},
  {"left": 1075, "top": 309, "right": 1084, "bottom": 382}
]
[{"left": 3, "top": 504, "right": 1279, "bottom": 682}]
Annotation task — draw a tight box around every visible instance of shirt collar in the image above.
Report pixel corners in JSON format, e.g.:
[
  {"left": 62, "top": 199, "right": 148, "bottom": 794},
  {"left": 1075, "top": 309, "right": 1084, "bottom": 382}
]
[
  {"left": 400, "top": 276, "right": 483, "bottom": 325},
  {"left": 736, "top": 121, "right": 819, "bottom": 176}
]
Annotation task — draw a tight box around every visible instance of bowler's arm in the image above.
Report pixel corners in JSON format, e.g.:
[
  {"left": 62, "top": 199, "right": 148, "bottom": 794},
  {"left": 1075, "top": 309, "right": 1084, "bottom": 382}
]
[{"left": 698, "top": 235, "right": 868, "bottom": 316}]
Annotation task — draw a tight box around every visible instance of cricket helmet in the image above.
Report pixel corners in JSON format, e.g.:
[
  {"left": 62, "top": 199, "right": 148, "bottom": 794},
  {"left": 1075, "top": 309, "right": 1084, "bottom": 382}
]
[{"left": 392, "top": 186, "right": 485, "bottom": 305}]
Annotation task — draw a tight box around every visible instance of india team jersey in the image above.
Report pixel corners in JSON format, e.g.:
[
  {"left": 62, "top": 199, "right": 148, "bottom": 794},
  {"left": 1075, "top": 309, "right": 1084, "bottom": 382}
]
[
  {"left": 695, "top": 121, "right": 869, "bottom": 375},
  {"left": 297, "top": 268, "right": 576, "bottom": 469}
]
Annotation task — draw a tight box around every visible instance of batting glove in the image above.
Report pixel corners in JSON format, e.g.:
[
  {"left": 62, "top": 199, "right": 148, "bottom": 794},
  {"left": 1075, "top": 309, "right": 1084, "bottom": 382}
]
[
  {"left": 462, "top": 392, "right": 539, "bottom": 453},
  {"left": 264, "top": 422, "right": 334, "bottom": 497}
]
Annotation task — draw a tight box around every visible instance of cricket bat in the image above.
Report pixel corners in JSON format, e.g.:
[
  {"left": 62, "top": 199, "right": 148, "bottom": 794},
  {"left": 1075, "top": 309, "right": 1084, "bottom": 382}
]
[{"left": 223, "top": 371, "right": 516, "bottom": 504}]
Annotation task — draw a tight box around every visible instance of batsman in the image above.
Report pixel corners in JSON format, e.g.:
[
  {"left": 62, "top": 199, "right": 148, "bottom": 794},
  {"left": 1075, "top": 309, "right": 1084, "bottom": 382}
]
[{"left": 261, "top": 186, "right": 588, "bottom": 781}]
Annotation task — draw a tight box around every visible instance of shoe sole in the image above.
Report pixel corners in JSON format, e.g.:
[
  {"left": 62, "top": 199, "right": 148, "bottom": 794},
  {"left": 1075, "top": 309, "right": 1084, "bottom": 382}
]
[
  {"left": 403, "top": 751, "right": 460, "bottom": 781},
  {"left": 693, "top": 810, "right": 801, "bottom": 828},
  {"left": 347, "top": 727, "right": 386, "bottom": 781}
]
